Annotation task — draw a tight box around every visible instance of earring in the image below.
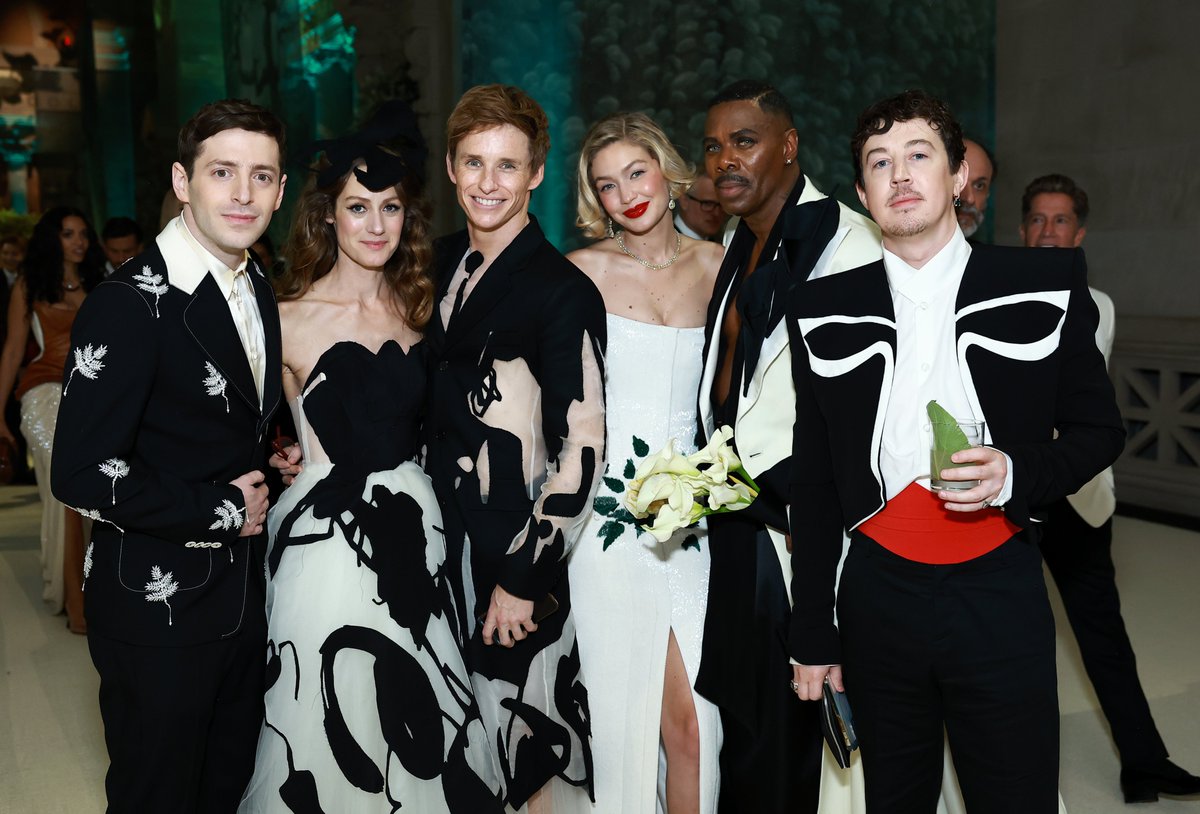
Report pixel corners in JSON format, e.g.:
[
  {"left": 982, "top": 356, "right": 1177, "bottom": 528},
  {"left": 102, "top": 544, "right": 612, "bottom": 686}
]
[
  {"left": 786, "top": 158, "right": 793, "bottom": 165},
  {"left": 668, "top": 197, "right": 676, "bottom": 211},
  {"left": 606, "top": 218, "right": 615, "bottom": 239},
  {"left": 953, "top": 195, "right": 962, "bottom": 208}
]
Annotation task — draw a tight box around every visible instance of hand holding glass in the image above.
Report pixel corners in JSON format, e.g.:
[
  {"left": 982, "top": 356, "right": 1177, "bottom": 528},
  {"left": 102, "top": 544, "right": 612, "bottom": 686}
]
[{"left": 929, "top": 416, "right": 986, "bottom": 492}]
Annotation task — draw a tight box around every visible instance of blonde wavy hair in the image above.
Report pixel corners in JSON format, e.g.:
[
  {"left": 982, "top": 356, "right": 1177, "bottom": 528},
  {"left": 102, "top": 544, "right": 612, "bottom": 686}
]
[{"left": 574, "top": 112, "right": 695, "bottom": 239}]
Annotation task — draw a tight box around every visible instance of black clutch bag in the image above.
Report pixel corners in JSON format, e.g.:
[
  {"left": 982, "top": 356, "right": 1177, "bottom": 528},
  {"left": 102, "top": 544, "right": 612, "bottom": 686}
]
[{"left": 820, "top": 676, "right": 859, "bottom": 769}]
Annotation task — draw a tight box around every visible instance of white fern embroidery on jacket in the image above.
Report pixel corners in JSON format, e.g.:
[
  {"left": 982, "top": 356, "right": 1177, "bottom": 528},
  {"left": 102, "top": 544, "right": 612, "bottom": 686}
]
[
  {"left": 144, "top": 566, "right": 179, "bottom": 625},
  {"left": 73, "top": 507, "right": 124, "bottom": 534},
  {"left": 83, "top": 542, "right": 94, "bottom": 587},
  {"left": 210, "top": 499, "right": 244, "bottom": 531},
  {"left": 98, "top": 458, "right": 130, "bottom": 504},
  {"left": 63, "top": 344, "right": 108, "bottom": 395},
  {"left": 203, "top": 362, "right": 229, "bottom": 413},
  {"left": 132, "top": 266, "right": 169, "bottom": 317}
]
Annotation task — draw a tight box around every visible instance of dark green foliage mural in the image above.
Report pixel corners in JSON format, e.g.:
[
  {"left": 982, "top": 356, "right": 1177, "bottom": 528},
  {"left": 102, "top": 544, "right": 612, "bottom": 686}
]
[{"left": 462, "top": 0, "right": 994, "bottom": 249}]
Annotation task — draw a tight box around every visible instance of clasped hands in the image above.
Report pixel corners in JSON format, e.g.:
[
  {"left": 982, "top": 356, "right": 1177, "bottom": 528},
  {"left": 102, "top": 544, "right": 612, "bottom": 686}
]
[{"left": 935, "top": 445, "right": 1007, "bottom": 512}]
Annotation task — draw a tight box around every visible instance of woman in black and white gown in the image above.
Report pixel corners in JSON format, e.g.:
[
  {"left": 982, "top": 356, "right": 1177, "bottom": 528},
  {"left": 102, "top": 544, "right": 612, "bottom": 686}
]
[{"left": 240, "top": 106, "right": 500, "bottom": 813}]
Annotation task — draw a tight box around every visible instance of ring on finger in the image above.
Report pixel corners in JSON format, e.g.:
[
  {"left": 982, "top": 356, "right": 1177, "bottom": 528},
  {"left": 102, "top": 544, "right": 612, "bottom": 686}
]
[{"left": 789, "top": 679, "right": 800, "bottom": 693}]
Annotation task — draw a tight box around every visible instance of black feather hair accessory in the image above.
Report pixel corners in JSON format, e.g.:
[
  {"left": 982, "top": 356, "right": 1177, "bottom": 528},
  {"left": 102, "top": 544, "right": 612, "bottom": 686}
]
[{"left": 310, "top": 99, "right": 427, "bottom": 192}]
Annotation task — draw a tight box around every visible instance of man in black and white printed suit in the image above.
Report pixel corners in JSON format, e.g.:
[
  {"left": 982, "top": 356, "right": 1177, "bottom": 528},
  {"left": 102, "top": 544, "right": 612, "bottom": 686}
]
[
  {"left": 52, "top": 99, "right": 286, "bottom": 813},
  {"left": 787, "top": 90, "right": 1124, "bottom": 812}
]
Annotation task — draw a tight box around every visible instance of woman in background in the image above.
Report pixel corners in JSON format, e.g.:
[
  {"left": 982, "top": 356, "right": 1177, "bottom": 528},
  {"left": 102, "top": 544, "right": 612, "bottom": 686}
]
[
  {"left": 566, "top": 112, "right": 724, "bottom": 814},
  {"left": 0, "top": 206, "right": 103, "bottom": 633}
]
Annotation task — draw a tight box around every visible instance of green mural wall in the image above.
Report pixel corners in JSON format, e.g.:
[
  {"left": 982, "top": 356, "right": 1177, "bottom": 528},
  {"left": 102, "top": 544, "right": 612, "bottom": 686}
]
[{"left": 461, "top": 0, "right": 996, "bottom": 249}]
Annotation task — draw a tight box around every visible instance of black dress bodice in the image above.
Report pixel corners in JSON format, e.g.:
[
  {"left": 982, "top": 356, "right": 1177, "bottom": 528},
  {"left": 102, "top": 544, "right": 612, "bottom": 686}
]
[{"left": 302, "top": 340, "right": 426, "bottom": 474}]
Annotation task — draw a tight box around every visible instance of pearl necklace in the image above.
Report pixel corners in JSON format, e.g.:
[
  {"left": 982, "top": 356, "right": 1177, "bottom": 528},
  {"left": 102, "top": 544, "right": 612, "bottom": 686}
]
[
  {"left": 616, "top": 230, "right": 681, "bottom": 270},
  {"left": 63, "top": 279, "right": 81, "bottom": 291}
]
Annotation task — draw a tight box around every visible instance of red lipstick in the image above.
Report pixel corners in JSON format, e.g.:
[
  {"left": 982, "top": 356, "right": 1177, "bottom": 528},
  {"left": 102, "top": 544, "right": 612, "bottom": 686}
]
[{"left": 623, "top": 201, "right": 649, "bottom": 219}]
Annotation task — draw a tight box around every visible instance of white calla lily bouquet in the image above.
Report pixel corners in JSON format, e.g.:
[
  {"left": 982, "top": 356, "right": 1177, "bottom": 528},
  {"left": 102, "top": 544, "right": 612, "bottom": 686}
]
[{"left": 625, "top": 425, "right": 759, "bottom": 543}]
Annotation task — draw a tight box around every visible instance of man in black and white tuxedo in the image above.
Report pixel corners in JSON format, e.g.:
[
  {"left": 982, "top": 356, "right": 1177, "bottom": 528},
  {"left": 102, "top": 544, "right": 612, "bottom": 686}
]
[
  {"left": 1021, "top": 174, "right": 1200, "bottom": 804},
  {"left": 52, "top": 99, "right": 286, "bottom": 813},
  {"left": 786, "top": 90, "right": 1125, "bottom": 812},
  {"left": 694, "top": 79, "right": 881, "bottom": 812}
]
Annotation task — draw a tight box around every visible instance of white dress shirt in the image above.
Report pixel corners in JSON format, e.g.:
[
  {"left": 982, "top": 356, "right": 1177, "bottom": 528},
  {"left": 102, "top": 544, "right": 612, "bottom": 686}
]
[{"left": 880, "top": 227, "right": 1013, "bottom": 504}]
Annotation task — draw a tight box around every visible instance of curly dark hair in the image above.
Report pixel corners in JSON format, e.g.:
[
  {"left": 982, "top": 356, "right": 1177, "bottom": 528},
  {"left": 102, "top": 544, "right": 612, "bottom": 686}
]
[
  {"left": 850, "top": 90, "right": 965, "bottom": 188},
  {"left": 276, "top": 161, "right": 434, "bottom": 329},
  {"left": 23, "top": 206, "right": 104, "bottom": 310}
]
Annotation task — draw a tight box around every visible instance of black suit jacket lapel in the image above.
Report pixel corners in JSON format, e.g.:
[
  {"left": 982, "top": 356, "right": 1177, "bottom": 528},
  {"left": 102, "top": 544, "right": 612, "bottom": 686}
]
[
  {"left": 445, "top": 218, "right": 545, "bottom": 346},
  {"left": 183, "top": 275, "right": 259, "bottom": 413}
]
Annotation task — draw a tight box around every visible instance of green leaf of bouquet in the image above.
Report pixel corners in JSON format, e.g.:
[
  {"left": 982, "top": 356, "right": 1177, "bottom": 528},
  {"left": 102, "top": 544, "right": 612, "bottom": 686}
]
[
  {"left": 612, "top": 508, "right": 637, "bottom": 524},
  {"left": 623, "top": 459, "right": 636, "bottom": 479},
  {"left": 594, "top": 496, "right": 619, "bottom": 515},
  {"left": 600, "top": 521, "right": 623, "bottom": 551},
  {"left": 632, "top": 436, "right": 650, "bottom": 457},
  {"left": 682, "top": 533, "right": 700, "bottom": 551},
  {"left": 602, "top": 476, "right": 625, "bottom": 493}
]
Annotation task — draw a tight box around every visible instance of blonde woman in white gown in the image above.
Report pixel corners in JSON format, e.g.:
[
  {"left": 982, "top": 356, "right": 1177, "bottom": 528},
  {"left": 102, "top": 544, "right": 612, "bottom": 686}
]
[{"left": 566, "top": 113, "right": 724, "bottom": 814}]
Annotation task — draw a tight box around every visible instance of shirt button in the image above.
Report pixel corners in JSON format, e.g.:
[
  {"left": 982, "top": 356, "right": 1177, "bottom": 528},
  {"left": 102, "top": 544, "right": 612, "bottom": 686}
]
[
  {"left": 919, "top": 302, "right": 928, "bottom": 310},
  {"left": 438, "top": 361, "right": 448, "bottom": 372},
  {"left": 921, "top": 362, "right": 931, "bottom": 372}
]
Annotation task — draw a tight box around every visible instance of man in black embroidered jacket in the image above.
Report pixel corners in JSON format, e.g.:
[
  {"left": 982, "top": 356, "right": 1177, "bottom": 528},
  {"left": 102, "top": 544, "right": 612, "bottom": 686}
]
[
  {"left": 787, "top": 90, "right": 1124, "bottom": 812},
  {"left": 52, "top": 100, "right": 285, "bottom": 813}
]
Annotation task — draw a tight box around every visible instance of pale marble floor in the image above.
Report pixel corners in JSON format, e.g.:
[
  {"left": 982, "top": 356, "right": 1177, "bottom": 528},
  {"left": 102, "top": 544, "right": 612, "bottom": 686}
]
[{"left": 1, "top": 483, "right": 1197, "bottom": 813}]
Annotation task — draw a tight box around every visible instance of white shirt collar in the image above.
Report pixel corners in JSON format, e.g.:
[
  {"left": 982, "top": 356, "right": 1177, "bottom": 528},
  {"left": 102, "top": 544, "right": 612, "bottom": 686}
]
[
  {"left": 883, "top": 225, "right": 972, "bottom": 305},
  {"left": 155, "top": 214, "right": 249, "bottom": 296}
]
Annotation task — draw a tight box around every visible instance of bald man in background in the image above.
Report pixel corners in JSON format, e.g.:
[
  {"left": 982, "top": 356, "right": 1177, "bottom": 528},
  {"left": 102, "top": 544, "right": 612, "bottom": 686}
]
[{"left": 956, "top": 138, "right": 995, "bottom": 240}]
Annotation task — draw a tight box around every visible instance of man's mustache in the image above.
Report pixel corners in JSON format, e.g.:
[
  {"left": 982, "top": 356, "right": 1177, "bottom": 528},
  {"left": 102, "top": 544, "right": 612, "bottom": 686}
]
[{"left": 716, "top": 174, "right": 750, "bottom": 188}]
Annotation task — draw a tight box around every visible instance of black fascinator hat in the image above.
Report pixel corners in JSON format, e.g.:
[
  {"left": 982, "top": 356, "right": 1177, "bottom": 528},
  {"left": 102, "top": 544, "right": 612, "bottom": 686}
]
[{"left": 310, "top": 99, "right": 428, "bottom": 191}]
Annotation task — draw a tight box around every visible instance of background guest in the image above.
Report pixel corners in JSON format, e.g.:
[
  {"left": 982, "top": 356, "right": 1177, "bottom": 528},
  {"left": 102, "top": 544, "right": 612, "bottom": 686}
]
[
  {"left": 0, "top": 207, "right": 104, "bottom": 633},
  {"left": 674, "top": 173, "right": 729, "bottom": 242},
  {"left": 99, "top": 217, "right": 144, "bottom": 277},
  {"left": 1021, "top": 173, "right": 1200, "bottom": 804},
  {"left": 956, "top": 137, "right": 996, "bottom": 240}
]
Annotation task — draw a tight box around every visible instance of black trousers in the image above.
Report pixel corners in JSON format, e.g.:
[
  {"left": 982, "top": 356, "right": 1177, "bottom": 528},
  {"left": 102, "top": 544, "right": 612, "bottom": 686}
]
[
  {"left": 1040, "top": 499, "right": 1167, "bottom": 769},
  {"left": 698, "top": 516, "right": 822, "bottom": 814},
  {"left": 88, "top": 629, "right": 265, "bottom": 814},
  {"left": 838, "top": 534, "right": 1059, "bottom": 814}
]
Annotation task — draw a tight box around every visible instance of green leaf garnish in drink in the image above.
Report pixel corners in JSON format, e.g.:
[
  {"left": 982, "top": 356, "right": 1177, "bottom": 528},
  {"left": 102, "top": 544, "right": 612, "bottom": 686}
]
[{"left": 927, "top": 400, "right": 971, "bottom": 481}]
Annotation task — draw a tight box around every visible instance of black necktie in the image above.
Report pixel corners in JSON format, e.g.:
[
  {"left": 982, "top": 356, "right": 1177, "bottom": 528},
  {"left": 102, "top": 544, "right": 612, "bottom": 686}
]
[{"left": 450, "top": 250, "right": 484, "bottom": 324}]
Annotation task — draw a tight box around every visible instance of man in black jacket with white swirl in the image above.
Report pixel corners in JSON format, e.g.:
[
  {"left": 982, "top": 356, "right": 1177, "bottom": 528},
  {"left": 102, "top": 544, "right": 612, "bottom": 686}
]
[
  {"left": 787, "top": 91, "right": 1124, "bottom": 812},
  {"left": 52, "top": 99, "right": 286, "bottom": 813}
]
